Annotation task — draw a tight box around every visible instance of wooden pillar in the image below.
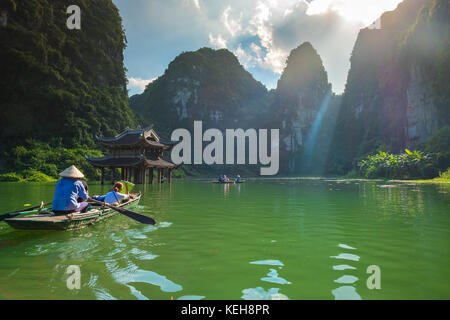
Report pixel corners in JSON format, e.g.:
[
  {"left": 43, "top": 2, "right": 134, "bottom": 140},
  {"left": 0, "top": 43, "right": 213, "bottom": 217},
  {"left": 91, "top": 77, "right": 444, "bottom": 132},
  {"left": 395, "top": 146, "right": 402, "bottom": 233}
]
[
  {"left": 121, "top": 167, "right": 125, "bottom": 180},
  {"left": 168, "top": 169, "right": 172, "bottom": 184},
  {"left": 149, "top": 168, "right": 154, "bottom": 184},
  {"left": 133, "top": 168, "right": 138, "bottom": 185},
  {"left": 157, "top": 168, "right": 162, "bottom": 184},
  {"left": 142, "top": 167, "right": 146, "bottom": 185},
  {"left": 111, "top": 168, "right": 114, "bottom": 185},
  {"left": 101, "top": 167, "right": 105, "bottom": 185}
]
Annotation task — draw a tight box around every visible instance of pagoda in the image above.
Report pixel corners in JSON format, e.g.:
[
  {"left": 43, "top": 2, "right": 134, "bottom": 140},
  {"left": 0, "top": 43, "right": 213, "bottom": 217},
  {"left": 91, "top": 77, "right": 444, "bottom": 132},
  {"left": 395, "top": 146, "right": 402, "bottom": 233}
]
[{"left": 86, "top": 126, "right": 180, "bottom": 184}]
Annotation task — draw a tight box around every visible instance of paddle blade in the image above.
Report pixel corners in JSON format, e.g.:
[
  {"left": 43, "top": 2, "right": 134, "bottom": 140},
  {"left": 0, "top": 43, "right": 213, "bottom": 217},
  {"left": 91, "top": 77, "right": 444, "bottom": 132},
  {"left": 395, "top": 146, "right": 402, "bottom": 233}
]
[
  {"left": 88, "top": 197, "right": 155, "bottom": 225},
  {"left": 116, "top": 207, "right": 156, "bottom": 225}
]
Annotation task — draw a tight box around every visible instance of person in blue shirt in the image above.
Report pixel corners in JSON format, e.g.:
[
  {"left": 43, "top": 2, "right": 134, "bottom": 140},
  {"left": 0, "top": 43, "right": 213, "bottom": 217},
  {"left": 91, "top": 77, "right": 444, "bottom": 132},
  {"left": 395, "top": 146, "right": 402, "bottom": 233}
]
[
  {"left": 235, "top": 174, "right": 241, "bottom": 183},
  {"left": 52, "top": 165, "right": 89, "bottom": 216}
]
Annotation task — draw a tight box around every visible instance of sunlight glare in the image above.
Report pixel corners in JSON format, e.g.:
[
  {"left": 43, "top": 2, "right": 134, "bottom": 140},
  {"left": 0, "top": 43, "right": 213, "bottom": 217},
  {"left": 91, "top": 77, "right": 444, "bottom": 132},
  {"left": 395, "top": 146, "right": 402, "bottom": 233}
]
[{"left": 306, "top": 0, "right": 404, "bottom": 26}]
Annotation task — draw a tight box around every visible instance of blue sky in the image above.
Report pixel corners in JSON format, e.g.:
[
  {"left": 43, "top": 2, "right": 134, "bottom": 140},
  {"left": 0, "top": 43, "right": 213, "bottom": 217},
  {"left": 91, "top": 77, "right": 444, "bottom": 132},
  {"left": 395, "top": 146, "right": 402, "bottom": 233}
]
[{"left": 112, "top": 0, "right": 404, "bottom": 96}]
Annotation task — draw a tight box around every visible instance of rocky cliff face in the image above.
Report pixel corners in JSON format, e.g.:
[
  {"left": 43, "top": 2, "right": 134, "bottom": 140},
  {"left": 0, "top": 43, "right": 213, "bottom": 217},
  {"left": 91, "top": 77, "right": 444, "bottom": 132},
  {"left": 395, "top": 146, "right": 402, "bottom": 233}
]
[
  {"left": 329, "top": 0, "right": 449, "bottom": 173},
  {"left": 130, "top": 47, "right": 268, "bottom": 134},
  {"left": 262, "top": 42, "right": 337, "bottom": 174},
  {"left": 404, "top": 0, "right": 449, "bottom": 146},
  {"left": 406, "top": 64, "right": 440, "bottom": 144}
]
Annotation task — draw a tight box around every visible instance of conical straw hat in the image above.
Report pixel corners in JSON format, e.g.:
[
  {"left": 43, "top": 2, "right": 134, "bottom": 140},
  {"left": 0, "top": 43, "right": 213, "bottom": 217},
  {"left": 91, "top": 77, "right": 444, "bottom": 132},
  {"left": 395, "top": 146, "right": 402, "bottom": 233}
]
[{"left": 59, "top": 165, "right": 85, "bottom": 179}]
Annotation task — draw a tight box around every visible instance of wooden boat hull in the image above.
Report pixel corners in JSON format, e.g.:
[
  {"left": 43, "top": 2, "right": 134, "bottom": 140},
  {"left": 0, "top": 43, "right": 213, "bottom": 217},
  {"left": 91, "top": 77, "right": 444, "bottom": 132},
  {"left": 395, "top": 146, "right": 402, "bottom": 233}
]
[
  {"left": 5, "top": 194, "right": 141, "bottom": 231},
  {"left": 214, "top": 181, "right": 245, "bottom": 184}
]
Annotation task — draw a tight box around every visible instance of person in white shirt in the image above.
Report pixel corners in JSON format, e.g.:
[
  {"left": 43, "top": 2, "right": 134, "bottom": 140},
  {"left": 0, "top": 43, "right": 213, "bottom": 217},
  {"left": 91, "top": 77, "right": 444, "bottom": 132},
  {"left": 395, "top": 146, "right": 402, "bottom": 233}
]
[{"left": 99, "top": 182, "right": 134, "bottom": 206}]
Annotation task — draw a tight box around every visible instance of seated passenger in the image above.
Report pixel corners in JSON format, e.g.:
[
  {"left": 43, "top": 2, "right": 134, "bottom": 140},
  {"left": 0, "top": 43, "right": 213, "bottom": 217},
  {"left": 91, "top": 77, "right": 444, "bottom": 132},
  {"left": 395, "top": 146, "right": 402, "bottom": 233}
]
[
  {"left": 101, "top": 182, "right": 135, "bottom": 206},
  {"left": 52, "top": 165, "right": 89, "bottom": 216},
  {"left": 235, "top": 174, "right": 241, "bottom": 183}
]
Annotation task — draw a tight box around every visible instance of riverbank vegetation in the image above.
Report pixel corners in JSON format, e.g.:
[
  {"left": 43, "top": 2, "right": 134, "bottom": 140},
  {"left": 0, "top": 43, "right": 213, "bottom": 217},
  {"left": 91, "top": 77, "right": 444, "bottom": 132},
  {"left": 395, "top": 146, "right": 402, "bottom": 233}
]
[
  {"left": 357, "top": 149, "right": 437, "bottom": 179},
  {"left": 0, "top": 141, "right": 103, "bottom": 182}
]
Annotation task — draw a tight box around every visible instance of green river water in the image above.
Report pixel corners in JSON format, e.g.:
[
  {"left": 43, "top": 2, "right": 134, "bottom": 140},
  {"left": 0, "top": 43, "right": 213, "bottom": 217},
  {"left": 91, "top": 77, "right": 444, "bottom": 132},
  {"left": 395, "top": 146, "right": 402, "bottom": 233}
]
[{"left": 0, "top": 179, "right": 448, "bottom": 300}]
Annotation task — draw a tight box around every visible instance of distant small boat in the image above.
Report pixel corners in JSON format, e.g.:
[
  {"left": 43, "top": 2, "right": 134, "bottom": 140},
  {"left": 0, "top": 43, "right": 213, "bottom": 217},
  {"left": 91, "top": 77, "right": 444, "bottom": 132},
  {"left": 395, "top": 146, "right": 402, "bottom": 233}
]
[
  {"left": 5, "top": 193, "right": 141, "bottom": 231},
  {"left": 214, "top": 180, "right": 245, "bottom": 184}
]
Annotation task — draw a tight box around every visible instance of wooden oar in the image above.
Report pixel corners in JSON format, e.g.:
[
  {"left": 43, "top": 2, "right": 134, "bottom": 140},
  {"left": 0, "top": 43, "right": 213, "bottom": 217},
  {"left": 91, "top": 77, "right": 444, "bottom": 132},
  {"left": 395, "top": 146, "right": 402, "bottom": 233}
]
[
  {"left": 0, "top": 201, "right": 52, "bottom": 221},
  {"left": 88, "top": 197, "right": 155, "bottom": 225}
]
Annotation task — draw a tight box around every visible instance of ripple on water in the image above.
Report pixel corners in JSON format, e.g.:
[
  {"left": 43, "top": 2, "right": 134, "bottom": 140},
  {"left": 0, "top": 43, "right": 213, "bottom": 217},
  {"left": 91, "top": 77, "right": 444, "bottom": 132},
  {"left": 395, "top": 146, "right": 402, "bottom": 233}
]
[
  {"left": 334, "top": 275, "right": 358, "bottom": 284},
  {"left": 105, "top": 260, "right": 182, "bottom": 298},
  {"left": 331, "top": 286, "right": 362, "bottom": 300},
  {"left": 330, "top": 253, "right": 360, "bottom": 261},
  {"left": 178, "top": 295, "right": 205, "bottom": 300},
  {"left": 338, "top": 244, "right": 356, "bottom": 250},
  {"left": 124, "top": 229, "right": 148, "bottom": 240},
  {"left": 250, "top": 260, "right": 284, "bottom": 266},
  {"left": 261, "top": 269, "right": 291, "bottom": 285},
  {"left": 128, "top": 248, "right": 159, "bottom": 261},
  {"left": 246, "top": 259, "right": 290, "bottom": 299},
  {"left": 95, "top": 289, "right": 118, "bottom": 300},
  {"left": 331, "top": 243, "right": 361, "bottom": 300},
  {"left": 242, "top": 287, "right": 289, "bottom": 300},
  {"left": 333, "top": 265, "right": 356, "bottom": 271}
]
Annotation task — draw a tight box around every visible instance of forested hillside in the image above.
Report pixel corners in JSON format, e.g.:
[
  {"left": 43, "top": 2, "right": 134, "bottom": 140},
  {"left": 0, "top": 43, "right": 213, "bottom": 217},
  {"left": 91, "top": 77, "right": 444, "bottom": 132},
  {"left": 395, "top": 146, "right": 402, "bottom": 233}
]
[
  {"left": 130, "top": 47, "right": 268, "bottom": 135},
  {"left": 0, "top": 0, "right": 135, "bottom": 180}
]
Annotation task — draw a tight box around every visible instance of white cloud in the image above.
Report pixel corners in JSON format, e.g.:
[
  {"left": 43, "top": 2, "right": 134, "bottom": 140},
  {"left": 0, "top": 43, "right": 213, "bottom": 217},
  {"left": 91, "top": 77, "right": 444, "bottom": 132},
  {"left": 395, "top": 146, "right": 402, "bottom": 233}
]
[
  {"left": 306, "top": 0, "right": 403, "bottom": 26},
  {"left": 221, "top": 6, "right": 243, "bottom": 37},
  {"left": 208, "top": 33, "right": 227, "bottom": 48},
  {"left": 190, "top": 0, "right": 201, "bottom": 11},
  {"left": 250, "top": 43, "right": 263, "bottom": 62},
  {"left": 283, "top": 8, "right": 293, "bottom": 17},
  {"left": 181, "top": 0, "right": 201, "bottom": 11},
  {"left": 116, "top": 0, "right": 406, "bottom": 95},
  {"left": 128, "top": 77, "right": 156, "bottom": 92},
  {"left": 247, "top": 1, "right": 288, "bottom": 74},
  {"left": 235, "top": 44, "right": 253, "bottom": 68}
]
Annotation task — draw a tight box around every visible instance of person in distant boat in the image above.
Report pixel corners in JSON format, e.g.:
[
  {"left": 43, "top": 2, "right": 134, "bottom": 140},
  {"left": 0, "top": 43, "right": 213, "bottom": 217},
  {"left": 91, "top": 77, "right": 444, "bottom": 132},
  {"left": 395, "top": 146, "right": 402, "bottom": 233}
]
[
  {"left": 94, "top": 182, "right": 135, "bottom": 206},
  {"left": 218, "top": 175, "right": 224, "bottom": 183},
  {"left": 235, "top": 174, "right": 241, "bottom": 183},
  {"left": 224, "top": 175, "right": 230, "bottom": 182},
  {"left": 52, "top": 165, "right": 89, "bottom": 216}
]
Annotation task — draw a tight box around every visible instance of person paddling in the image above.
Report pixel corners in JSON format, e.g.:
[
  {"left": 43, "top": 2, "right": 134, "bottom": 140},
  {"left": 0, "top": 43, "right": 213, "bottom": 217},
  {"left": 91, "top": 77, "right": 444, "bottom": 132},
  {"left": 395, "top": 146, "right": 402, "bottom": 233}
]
[{"left": 52, "top": 165, "right": 89, "bottom": 216}]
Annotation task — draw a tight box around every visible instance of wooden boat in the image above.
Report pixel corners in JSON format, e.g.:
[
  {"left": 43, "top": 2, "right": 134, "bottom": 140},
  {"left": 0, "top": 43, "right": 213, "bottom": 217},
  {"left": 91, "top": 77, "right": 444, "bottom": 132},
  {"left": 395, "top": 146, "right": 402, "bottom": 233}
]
[
  {"left": 4, "top": 193, "right": 141, "bottom": 231},
  {"left": 214, "top": 180, "right": 245, "bottom": 184}
]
